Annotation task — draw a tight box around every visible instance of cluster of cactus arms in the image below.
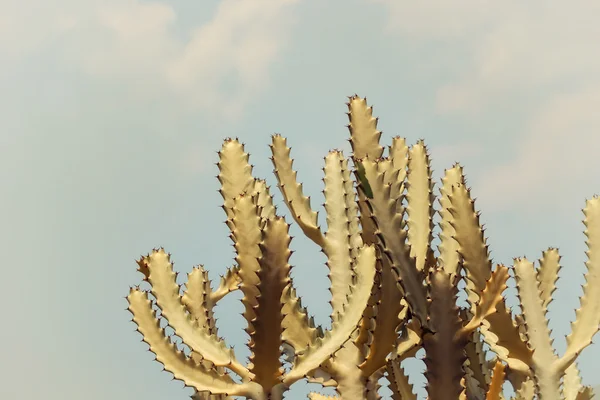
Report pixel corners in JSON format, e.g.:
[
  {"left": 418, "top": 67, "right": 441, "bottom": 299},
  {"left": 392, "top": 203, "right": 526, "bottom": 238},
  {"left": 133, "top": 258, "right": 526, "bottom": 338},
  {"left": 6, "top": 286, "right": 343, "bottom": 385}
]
[{"left": 127, "top": 95, "right": 600, "bottom": 400}]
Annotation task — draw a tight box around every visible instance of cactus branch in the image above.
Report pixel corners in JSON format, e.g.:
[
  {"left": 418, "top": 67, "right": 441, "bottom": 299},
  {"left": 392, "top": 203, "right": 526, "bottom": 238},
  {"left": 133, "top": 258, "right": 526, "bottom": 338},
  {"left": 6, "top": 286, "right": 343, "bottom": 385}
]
[
  {"left": 558, "top": 196, "right": 600, "bottom": 373},
  {"left": 536, "top": 248, "right": 561, "bottom": 316},
  {"left": 485, "top": 361, "right": 505, "bottom": 400},
  {"left": 323, "top": 150, "right": 355, "bottom": 318},
  {"left": 283, "top": 244, "right": 377, "bottom": 386},
  {"left": 358, "top": 157, "right": 428, "bottom": 327},
  {"left": 406, "top": 140, "right": 436, "bottom": 274},
  {"left": 347, "top": 95, "right": 384, "bottom": 160},
  {"left": 438, "top": 165, "right": 463, "bottom": 277},
  {"left": 139, "top": 249, "right": 248, "bottom": 377},
  {"left": 248, "top": 217, "right": 292, "bottom": 390},
  {"left": 386, "top": 358, "right": 417, "bottom": 400},
  {"left": 270, "top": 134, "right": 325, "bottom": 248},
  {"left": 448, "top": 177, "right": 532, "bottom": 373},
  {"left": 210, "top": 265, "right": 241, "bottom": 304},
  {"left": 127, "top": 289, "right": 262, "bottom": 398},
  {"left": 513, "top": 257, "right": 559, "bottom": 398}
]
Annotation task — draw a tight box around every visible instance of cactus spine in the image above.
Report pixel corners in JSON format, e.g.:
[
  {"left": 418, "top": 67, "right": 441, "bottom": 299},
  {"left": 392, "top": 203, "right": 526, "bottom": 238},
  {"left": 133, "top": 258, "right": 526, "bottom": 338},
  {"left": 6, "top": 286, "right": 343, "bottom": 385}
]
[{"left": 127, "top": 95, "right": 599, "bottom": 400}]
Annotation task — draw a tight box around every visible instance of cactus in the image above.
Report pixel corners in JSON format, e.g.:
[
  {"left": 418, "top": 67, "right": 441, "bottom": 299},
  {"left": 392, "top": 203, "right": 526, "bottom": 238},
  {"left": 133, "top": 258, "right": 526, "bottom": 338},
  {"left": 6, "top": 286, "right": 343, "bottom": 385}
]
[{"left": 127, "top": 95, "right": 599, "bottom": 399}]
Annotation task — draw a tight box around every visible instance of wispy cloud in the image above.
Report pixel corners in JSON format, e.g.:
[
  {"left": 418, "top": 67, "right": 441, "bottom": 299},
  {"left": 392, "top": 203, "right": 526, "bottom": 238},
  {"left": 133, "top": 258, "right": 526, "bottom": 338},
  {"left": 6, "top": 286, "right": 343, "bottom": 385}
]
[
  {"left": 475, "top": 87, "right": 600, "bottom": 212},
  {"left": 2, "top": 0, "right": 300, "bottom": 118},
  {"left": 374, "top": 0, "right": 600, "bottom": 212}
]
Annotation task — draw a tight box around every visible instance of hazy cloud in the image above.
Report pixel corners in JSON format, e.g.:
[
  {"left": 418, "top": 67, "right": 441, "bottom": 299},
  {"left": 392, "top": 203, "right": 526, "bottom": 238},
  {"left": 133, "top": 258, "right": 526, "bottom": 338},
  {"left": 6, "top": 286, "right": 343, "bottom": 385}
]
[
  {"left": 476, "top": 87, "right": 600, "bottom": 211},
  {"left": 376, "top": 0, "right": 600, "bottom": 212},
  {"left": 2, "top": 0, "right": 300, "bottom": 117}
]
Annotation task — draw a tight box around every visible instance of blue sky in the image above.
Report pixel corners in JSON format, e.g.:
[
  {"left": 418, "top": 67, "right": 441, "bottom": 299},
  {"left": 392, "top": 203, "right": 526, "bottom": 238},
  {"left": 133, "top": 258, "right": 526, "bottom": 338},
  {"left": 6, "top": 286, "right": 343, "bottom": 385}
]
[{"left": 1, "top": 0, "right": 599, "bottom": 399}]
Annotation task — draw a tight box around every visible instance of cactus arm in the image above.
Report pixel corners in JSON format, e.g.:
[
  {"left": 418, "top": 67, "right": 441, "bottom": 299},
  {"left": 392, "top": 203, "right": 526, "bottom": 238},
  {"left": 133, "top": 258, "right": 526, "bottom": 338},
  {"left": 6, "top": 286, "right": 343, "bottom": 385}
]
[
  {"left": 321, "top": 150, "right": 366, "bottom": 394},
  {"left": 516, "top": 381, "right": 536, "bottom": 400},
  {"left": 353, "top": 162, "right": 379, "bottom": 247},
  {"left": 359, "top": 152, "right": 409, "bottom": 371},
  {"left": 446, "top": 180, "right": 493, "bottom": 305},
  {"left": 249, "top": 216, "right": 292, "bottom": 391},
  {"left": 458, "top": 265, "right": 509, "bottom": 337},
  {"left": 139, "top": 249, "right": 248, "bottom": 377},
  {"left": 217, "top": 138, "right": 256, "bottom": 220},
  {"left": 328, "top": 342, "right": 365, "bottom": 400},
  {"left": 283, "top": 245, "right": 377, "bottom": 386},
  {"left": 513, "top": 257, "right": 559, "bottom": 399},
  {"left": 353, "top": 254, "right": 380, "bottom": 360},
  {"left": 183, "top": 266, "right": 235, "bottom": 399},
  {"left": 448, "top": 176, "right": 532, "bottom": 372},
  {"left": 386, "top": 359, "right": 417, "bottom": 400},
  {"left": 575, "top": 387, "right": 595, "bottom": 400},
  {"left": 486, "top": 361, "right": 506, "bottom": 400},
  {"left": 230, "top": 194, "right": 273, "bottom": 362},
  {"left": 209, "top": 265, "right": 241, "bottom": 304},
  {"left": 563, "top": 362, "right": 583, "bottom": 400},
  {"left": 253, "top": 179, "right": 277, "bottom": 221},
  {"left": 423, "top": 269, "right": 466, "bottom": 400},
  {"left": 406, "top": 140, "right": 435, "bottom": 274},
  {"left": 216, "top": 138, "right": 275, "bottom": 233},
  {"left": 463, "top": 323, "right": 492, "bottom": 398},
  {"left": 231, "top": 189, "right": 318, "bottom": 375},
  {"left": 389, "top": 136, "right": 409, "bottom": 187},
  {"left": 230, "top": 193, "right": 262, "bottom": 278},
  {"left": 347, "top": 94, "right": 384, "bottom": 246},
  {"left": 341, "top": 156, "right": 363, "bottom": 259},
  {"left": 270, "top": 134, "right": 325, "bottom": 248},
  {"left": 365, "top": 369, "right": 383, "bottom": 400},
  {"left": 182, "top": 266, "right": 216, "bottom": 332},
  {"left": 346, "top": 95, "right": 384, "bottom": 160},
  {"left": 281, "top": 290, "right": 336, "bottom": 394},
  {"left": 281, "top": 284, "right": 321, "bottom": 351},
  {"left": 323, "top": 150, "right": 355, "bottom": 317},
  {"left": 505, "top": 368, "right": 535, "bottom": 400},
  {"left": 536, "top": 248, "right": 561, "bottom": 315},
  {"left": 464, "top": 362, "right": 487, "bottom": 400},
  {"left": 482, "top": 293, "right": 532, "bottom": 373},
  {"left": 557, "top": 196, "right": 600, "bottom": 372},
  {"left": 183, "top": 266, "right": 233, "bottom": 395},
  {"left": 359, "top": 296, "right": 408, "bottom": 377},
  {"left": 127, "top": 289, "right": 263, "bottom": 399},
  {"left": 358, "top": 157, "right": 428, "bottom": 326},
  {"left": 426, "top": 266, "right": 505, "bottom": 400},
  {"left": 394, "top": 318, "right": 422, "bottom": 360},
  {"left": 438, "top": 165, "right": 463, "bottom": 277}
]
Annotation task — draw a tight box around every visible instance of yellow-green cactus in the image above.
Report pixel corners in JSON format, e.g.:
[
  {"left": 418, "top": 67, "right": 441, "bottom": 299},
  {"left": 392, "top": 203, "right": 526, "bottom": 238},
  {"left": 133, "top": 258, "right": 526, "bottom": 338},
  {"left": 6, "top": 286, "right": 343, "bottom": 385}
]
[{"left": 127, "top": 95, "right": 598, "bottom": 400}]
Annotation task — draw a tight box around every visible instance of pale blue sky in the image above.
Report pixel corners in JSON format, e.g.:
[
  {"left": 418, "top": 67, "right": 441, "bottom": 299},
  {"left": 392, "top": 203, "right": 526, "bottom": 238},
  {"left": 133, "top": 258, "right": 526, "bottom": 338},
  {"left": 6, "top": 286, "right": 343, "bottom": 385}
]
[{"left": 1, "top": 0, "right": 599, "bottom": 399}]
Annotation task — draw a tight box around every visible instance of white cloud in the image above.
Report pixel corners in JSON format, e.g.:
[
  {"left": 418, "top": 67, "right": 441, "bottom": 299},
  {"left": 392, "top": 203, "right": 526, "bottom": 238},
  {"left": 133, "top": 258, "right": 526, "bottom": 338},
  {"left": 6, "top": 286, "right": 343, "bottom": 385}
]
[
  {"left": 1, "top": 0, "right": 300, "bottom": 118},
  {"left": 165, "top": 0, "right": 300, "bottom": 117},
  {"left": 374, "top": 0, "right": 600, "bottom": 211},
  {"left": 434, "top": 2, "right": 600, "bottom": 114},
  {"left": 369, "top": 0, "right": 510, "bottom": 39},
  {"left": 475, "top": 86, "right": 600, "bottom": 212}
]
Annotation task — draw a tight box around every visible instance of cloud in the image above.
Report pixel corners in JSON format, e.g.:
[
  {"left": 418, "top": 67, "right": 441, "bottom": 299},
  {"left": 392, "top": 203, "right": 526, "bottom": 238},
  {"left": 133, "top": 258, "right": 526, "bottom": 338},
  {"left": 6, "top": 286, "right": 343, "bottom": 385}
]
[
  {"left": 434, "top": 2, "right": 600, "bottom": 114},
  {"left": 374, "top": 0, "right": 600, "bottom": 211},
  {"left": 165, "top": 0, "right": 300, "bottom": 117},
  {"left": 369, "top": 0, "right": 509, "bottom": 39},
  {"left": 1, "top": 0, "right": 300, "bottom": 118},
  {"left": 474, "top": 86, "right": 600, "bottom": 212}
]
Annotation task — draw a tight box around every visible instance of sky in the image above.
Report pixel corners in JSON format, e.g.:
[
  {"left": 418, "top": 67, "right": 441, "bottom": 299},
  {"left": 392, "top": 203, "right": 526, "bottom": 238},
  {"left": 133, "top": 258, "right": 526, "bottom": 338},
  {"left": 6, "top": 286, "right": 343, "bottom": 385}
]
[{"left": 1, "top": 0, "right": 599, "bottom": 399}]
